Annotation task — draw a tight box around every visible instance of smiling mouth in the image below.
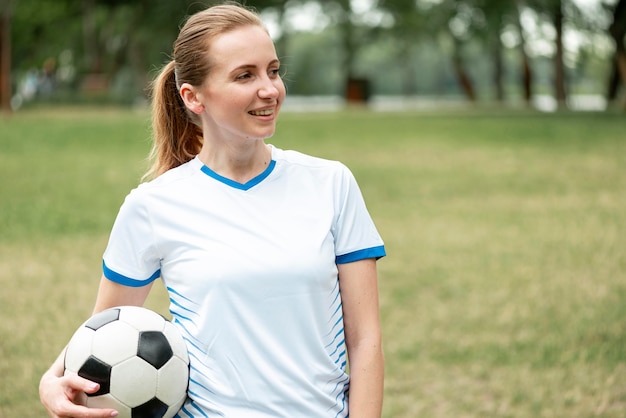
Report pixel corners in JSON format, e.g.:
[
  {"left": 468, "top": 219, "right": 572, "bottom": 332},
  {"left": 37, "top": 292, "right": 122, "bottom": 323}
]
[{"left": 249, "top": 109, "right": 274, "bottom": 116}]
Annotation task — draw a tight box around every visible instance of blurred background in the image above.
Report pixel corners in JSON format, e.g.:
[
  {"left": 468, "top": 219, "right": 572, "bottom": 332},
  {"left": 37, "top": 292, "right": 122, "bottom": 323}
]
[
  {"left": 2, "top": 2, "right": 626, "bottom": 417},
  {"left": 0, "top": 0, "right": 625, "bottom": 113}
]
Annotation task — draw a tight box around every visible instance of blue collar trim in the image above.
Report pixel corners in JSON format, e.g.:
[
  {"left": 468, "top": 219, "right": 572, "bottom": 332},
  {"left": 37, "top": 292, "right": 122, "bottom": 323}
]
[{"left": 200, "top": 160, "right": 276, "bottom": 190}]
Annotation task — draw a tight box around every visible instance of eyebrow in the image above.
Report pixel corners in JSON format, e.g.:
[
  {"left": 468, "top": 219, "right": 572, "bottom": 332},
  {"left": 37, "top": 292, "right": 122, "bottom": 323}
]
[{"left": 229, "top": 59, "right": 280, "bottom": 74}]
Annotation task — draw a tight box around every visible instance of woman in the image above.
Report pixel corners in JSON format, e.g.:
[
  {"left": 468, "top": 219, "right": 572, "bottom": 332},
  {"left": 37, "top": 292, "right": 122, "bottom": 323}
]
[{"left": 39, "top": 3, "right": 385, "bottom": 417}]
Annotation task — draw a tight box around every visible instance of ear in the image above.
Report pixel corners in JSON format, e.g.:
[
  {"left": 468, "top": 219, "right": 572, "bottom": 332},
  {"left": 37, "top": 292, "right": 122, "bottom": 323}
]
[{"left": 179, "top": 83, "right": 204, "bottom": 115}]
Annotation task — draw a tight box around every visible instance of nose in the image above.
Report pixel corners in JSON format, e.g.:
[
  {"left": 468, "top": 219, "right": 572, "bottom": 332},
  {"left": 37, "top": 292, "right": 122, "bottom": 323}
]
[{"left": 258, "top": 76, "right": 281, "bottom": 100}]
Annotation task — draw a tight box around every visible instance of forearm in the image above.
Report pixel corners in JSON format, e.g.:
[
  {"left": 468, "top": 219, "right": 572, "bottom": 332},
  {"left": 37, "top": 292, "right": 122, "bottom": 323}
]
[
  {"left": 347, "top": 339, "right": 385, "bottom": 417},
  {"left": 338, "top": 259, "right": 385, "bottom": 417},
  {"left": 41, "top": 348, "right": 66, "bottom": 383}
]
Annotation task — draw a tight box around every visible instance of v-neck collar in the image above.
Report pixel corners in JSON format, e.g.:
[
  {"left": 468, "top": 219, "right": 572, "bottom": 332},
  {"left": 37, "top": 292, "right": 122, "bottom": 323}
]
[{"left": 199, "top": 159, "right": 276, "bottom": 191}]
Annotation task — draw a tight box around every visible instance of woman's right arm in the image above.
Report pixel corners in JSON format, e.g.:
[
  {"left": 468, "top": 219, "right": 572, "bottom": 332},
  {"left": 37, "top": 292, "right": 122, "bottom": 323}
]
[{"left": 39, "top": 275, "right": 153, "bottom": 418}]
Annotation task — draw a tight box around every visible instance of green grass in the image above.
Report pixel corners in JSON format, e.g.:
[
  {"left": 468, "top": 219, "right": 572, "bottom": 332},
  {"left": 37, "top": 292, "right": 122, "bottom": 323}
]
[{"left": 1, "top": 107, "right": 625, "bottom": 417}]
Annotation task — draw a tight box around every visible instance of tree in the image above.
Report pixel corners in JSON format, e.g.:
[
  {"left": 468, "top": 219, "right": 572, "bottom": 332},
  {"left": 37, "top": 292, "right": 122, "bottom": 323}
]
[
  {"left": 446, "top": 0, "right": 520, "bottom": 102},
  {"left": 0, "top": 0, "right": 11, "bottom": 112},
  {"left": 7, "top": 0, "right": 618, "bottom": 107},
  {"left": 526, "top": 0, "right": 572, "bottom": 107},
  {"left": 330, "top": 0, "right": 366, "bottom": 101},
  {"left": 552, "top": 0, "right": 567, "bottom": 106},
  {"left": 377, "top": 0, "right": 432, "bottom": 96},
  {"left": 438, "top": 0, "right": 479, "bottom": 101},
  {"left": 515, "top": 0, "right": 534, "bottom": 106},
  {"left": 473, "top": 0, "right": 524, "bottom": 102},
  {"left": 607, "top": 0, "right": 626, "bottom": 108}
]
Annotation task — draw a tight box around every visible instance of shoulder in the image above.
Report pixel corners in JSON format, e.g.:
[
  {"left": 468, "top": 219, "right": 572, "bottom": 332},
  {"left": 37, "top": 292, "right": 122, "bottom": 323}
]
[
  {"left": 270, "top": 147, "right": 360, "bottom": 197},
  {"left": 135, "top": 158, "right": 201, "bottom": 192},
  {"left": 123, "top": 158, "right": 202, "bottom": 205},
  {"left": 272, "top": 146, "right": 349, "bottom": 174},
  {"left": 147, "top": 157, "right": 202, "bottom": 187}
]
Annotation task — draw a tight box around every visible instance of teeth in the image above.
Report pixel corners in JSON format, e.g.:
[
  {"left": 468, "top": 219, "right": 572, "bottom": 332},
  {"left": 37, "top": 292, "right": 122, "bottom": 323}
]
[{"left": 250, "top": 109, "right": 273, "bottom": 116}]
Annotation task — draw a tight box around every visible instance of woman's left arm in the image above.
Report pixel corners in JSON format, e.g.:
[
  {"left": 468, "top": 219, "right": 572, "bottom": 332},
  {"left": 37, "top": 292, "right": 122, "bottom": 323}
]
[{"left": 338, "top": 258, "right": 384, "bottom": 418}]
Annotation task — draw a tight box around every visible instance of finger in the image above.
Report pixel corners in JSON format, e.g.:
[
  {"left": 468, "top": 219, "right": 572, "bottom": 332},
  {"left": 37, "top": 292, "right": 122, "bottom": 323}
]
[
  {"left": 56, "top": 403, "right": 119, "bottom": 418},
  {"left": 62, "top": 372, "right": 101, "bottom": 395}
]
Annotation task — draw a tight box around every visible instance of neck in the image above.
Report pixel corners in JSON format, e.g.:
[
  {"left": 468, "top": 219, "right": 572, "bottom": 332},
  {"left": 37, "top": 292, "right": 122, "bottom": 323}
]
[{"left": 198, "top": 141, "right": 272, "bottom": 184}]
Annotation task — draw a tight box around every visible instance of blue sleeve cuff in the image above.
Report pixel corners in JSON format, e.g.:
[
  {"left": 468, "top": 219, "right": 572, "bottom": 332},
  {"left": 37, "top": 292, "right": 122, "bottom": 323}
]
[
  {"left": 102, "top": 260, "right": 160, "bottom": 287},
  {"left": 336, "top": 245, "right": 386, "bottom": 264}
]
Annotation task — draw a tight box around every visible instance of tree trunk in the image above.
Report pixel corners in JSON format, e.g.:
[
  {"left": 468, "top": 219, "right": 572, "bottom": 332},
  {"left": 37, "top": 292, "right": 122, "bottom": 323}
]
[
  {"left": 338, "top": 0, "right": 358, "bottom": 101},
  {"left": 82, "top": 0, "right": 101, "bottom": 73},
  {"left": 399, "top": 39, "right": 417, "bottom": 96},
  {"left": 492, "top": 33, "right": 504, "bottom": 102},
  {"left": 607, "top": 58, "right": 620, "bottom": 101},
  {"left": 515, "top": 0, "right": 533, "bottom": 106},
  {"left": 553, "top": 0, "right": 567, "bottom": 107},
  {"left": 0, "top": 1, "right": 11, "bottom": 113},
  {"left": 452, "top": 38, "right": 476, "bottom": 101},
  {"left": 607, "top": 0, "right": 626, "bottom": 108}
]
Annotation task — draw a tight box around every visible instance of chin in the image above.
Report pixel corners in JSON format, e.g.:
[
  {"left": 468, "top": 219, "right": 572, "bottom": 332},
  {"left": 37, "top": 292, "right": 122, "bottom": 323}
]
[{"left": 255, "top": 129, "right": 277, "bottom": 140}]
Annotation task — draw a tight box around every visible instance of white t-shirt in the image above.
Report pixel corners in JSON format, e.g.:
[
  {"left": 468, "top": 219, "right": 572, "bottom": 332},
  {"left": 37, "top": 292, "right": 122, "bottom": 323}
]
[{"left": 102, "top": 146, "right": 385, "bottom": 417}]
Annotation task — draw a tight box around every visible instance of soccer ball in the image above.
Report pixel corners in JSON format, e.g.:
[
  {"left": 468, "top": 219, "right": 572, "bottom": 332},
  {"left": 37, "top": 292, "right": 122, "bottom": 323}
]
[{"left": 64, "top": 306, "right": 189, "bottom": 418}]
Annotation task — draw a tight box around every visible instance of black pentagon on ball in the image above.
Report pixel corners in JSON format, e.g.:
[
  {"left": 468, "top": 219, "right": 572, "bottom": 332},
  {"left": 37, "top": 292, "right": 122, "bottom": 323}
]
[
  {"left": 137, "top": 331, "right": 173, "bottom": 369},
  {"left": 84, "top": 308, "right": 121, "bottom": 331},
  {"left": 132, "top": 397, "right": 169, "bottom": 418},
  {"left": 78, "top": 355, "right": 111, "bottom": 396}
]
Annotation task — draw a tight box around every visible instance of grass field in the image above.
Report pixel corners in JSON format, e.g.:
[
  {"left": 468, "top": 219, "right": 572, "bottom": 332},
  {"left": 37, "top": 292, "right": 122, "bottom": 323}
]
[{"left": 1, "top": 107, "right": 625, "bottom": 417}]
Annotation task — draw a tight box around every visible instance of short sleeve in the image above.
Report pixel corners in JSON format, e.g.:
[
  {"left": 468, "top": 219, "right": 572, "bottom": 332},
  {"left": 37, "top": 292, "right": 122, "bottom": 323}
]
[
  {"left": 333, "top": 165, "right": 386, "bottom": 264},
  {"left": 102, "top": 188, "right": 161, "bottom": 287}
]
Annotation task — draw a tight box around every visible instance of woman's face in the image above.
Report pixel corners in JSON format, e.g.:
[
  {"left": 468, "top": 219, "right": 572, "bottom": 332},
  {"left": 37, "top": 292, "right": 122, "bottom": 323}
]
[{"left": 194, "top": 25, "right": 286, "bottom": 143}]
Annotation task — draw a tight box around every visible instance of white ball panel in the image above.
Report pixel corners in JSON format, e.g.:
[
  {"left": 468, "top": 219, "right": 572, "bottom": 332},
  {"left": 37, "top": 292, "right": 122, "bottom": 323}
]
[
  {"left": 156, "top": 357, "right": 189, "bottom": 404},
  {"left": 86, "top": 394, "right": 132, "bottom": 418},
  {"left": 110, "top": 357, "right": 158, "bottom": 406},
  {"left": 119, "top": 305, "right": 165, "bottom": 331},
  {"left": 64, "top": 326, "right": 95, "bottom": 372},
  {"left": 92, "top": 321, "right": 139, "bottom": 365},
  {"left": 163, "top": 321, "right": 189, "bottom": 364}
]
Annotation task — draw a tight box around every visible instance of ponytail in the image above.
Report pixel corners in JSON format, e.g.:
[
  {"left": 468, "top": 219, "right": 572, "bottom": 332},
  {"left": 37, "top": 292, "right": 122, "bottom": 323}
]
[{"left": 143, "top": 60, "right": 202, "bottom": 181}]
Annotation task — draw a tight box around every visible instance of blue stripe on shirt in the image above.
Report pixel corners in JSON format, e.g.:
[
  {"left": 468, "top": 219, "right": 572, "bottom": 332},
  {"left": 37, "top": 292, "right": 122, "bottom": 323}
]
[
  {"left": 335, "top": 245, "right": 386, "bottom": 264},
  {"left": 102, "top": 260, "right": 160, "bottom": 287}
]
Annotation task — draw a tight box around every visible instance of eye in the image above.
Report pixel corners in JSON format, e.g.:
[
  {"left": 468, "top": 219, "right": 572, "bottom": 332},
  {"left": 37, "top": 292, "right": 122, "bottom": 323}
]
[
  {"left": 236, "top": 72, "right": 252, "bottom": 80},
  {"left": 269, "top": 67, "right": 281, "bottom": 78}
]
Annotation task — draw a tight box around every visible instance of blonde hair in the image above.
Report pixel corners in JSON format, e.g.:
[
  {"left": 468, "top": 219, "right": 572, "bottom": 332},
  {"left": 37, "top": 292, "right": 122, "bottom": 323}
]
[{"left": 145, "top": 3, "right": 264, "bottom": 180}]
